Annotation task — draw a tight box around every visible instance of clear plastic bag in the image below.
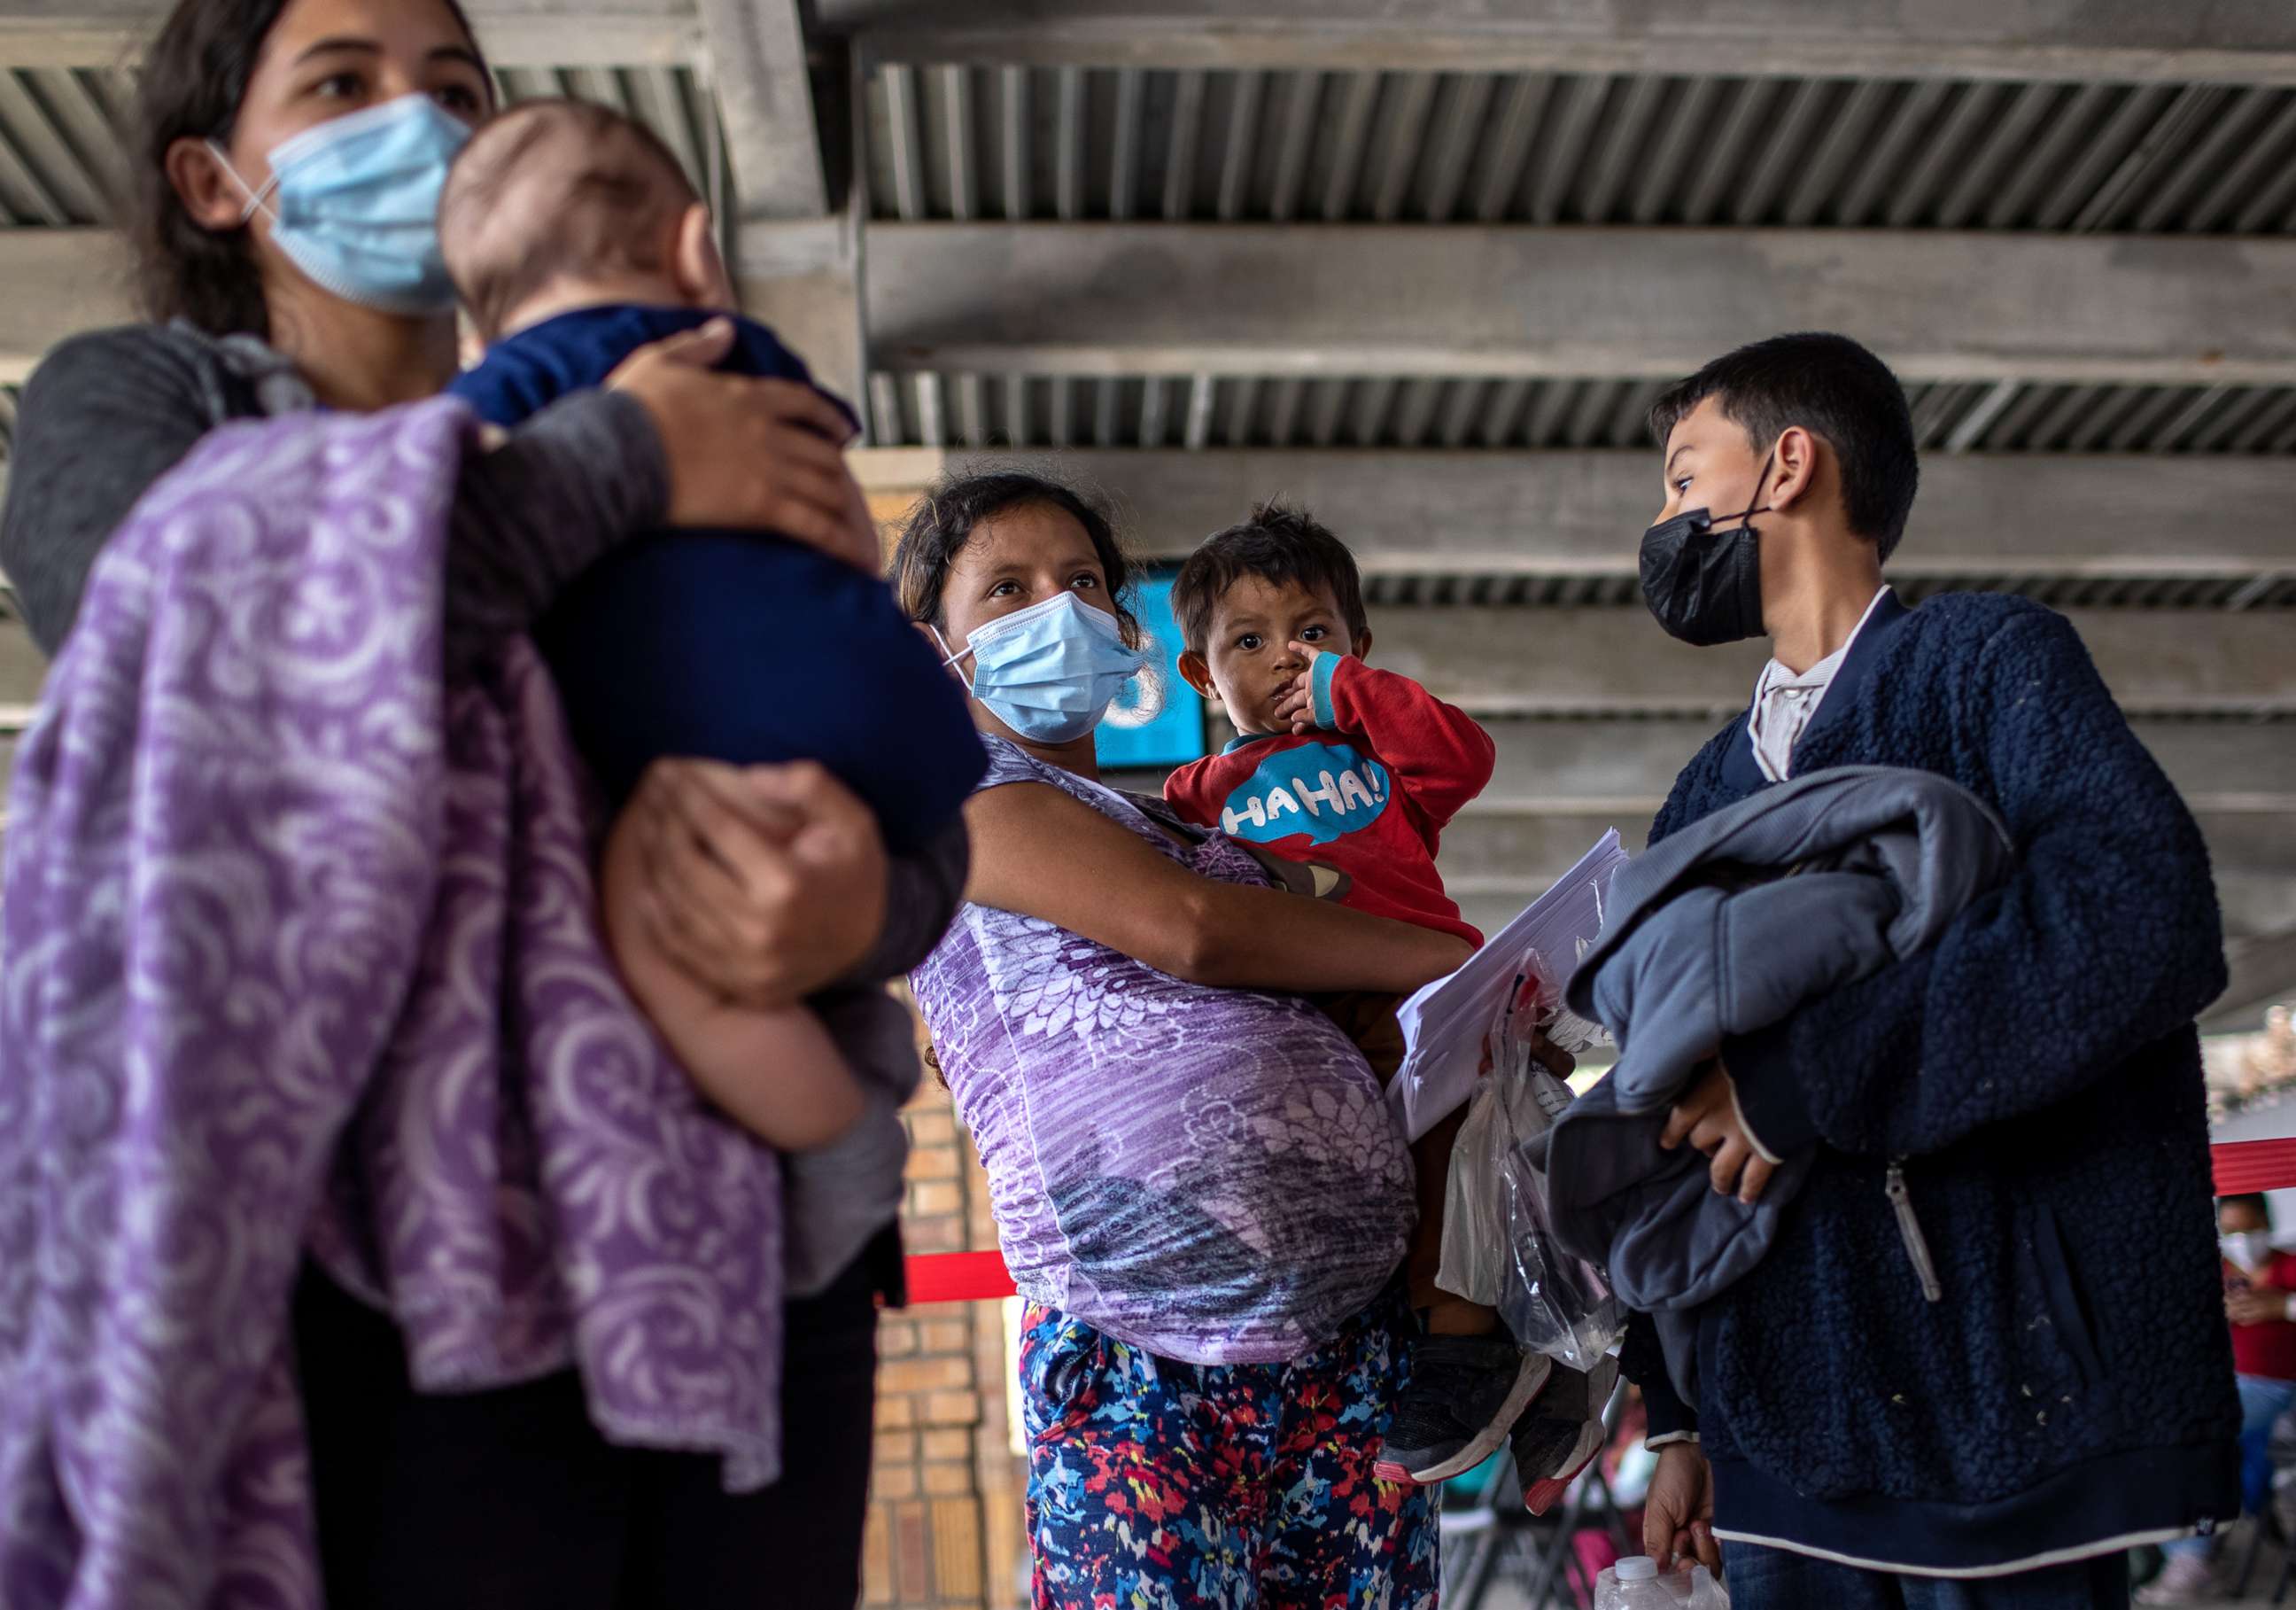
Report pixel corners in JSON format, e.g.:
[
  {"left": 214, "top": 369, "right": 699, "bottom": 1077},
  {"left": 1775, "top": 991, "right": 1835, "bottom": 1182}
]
[
  {"left": 1435, "top": 958, "right": 1624, "bottom": 1370},
  {"left": 1435, "top": 1070, "right": 1518, "bottom": 1310}
]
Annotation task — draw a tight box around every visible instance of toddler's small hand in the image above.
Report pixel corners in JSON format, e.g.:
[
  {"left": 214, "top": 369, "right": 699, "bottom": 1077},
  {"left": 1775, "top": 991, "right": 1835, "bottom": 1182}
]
[{"left": 1276, "top": 642, "right": 1327, "bottom": 734}]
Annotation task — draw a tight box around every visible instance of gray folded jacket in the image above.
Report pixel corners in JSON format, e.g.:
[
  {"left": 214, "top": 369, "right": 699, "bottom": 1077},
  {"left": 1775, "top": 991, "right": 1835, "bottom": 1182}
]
[{"left": 1540, "top": 765, "right": 2014, "bottom": 1400}]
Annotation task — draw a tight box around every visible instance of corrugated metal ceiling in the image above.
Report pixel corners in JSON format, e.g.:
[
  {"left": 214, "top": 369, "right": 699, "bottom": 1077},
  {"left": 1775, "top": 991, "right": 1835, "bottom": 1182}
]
[
  {"left": 865, "top": 371, "right": 2296, "bottom": 455},
  {"left": 0, "top": 66, "right": 721, "bottom": 228},
  {"left": 1359, "top": 574, "right": 2296, "bottom": 611},
  {"left": 849, "top": 64, "right": 2296, "bottom": 466},
  {"left": 862, "top": 65, "right": 2296, "bottom": 233}
]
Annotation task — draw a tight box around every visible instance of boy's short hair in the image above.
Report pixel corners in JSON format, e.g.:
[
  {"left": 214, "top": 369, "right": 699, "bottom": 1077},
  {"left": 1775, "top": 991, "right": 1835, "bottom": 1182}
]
[
  {"left": 1648, "top": 331, "right": 1920, "bottom": 563},
  {"left": 439, "top": 97, "right": 700, "bottom": 341},
  {"left": 2222, "top": 1193, "right": 2273, "bottom": 1224},
  {"left": 1169, "top": 502, "right": 1370, "bottom": 657}
]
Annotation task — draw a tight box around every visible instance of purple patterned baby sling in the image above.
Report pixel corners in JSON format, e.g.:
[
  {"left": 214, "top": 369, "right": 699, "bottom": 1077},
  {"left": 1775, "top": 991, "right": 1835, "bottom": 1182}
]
[{"left": 0, "top": 401, "right": 787, "bottom": 1609}]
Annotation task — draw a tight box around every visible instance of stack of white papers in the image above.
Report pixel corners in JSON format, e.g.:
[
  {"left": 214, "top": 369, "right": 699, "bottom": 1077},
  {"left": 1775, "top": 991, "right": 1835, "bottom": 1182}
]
[{"left": 1390, "top": 830, "right": 1628, "bottom": 1143}]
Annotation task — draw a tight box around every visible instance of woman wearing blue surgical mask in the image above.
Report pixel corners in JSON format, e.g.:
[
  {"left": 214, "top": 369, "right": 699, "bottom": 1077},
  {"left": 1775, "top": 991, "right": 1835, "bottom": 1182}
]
[
  {"left": 655, "top": 469, "right": 1565, "bottom": 1610},
  {"left": 0, "top": 1, "right": 910, "bottom": 1606},
  {"left": 4, "top": 0, "right": 878, "bottom": 643}
]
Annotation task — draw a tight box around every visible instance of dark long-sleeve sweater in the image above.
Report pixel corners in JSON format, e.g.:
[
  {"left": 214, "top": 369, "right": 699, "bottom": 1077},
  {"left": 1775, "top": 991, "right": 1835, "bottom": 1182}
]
[
  {"left": 1, "top": 322, "right": 662, "bottom": 681},
  {"left": 1620, "top": 588, "right": 2238, "bottom": 1575},
  {"left": 0, "top": 319, "right": 958, "bottom": 987}
]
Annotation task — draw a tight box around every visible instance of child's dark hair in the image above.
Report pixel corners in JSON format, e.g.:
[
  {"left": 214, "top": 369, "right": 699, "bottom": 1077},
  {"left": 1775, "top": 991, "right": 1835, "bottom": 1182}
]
[
  {"left": 2222, "top": 1193, "right": 2274, "bottom": 1224},
  {"left": 889, "top": 469, "right": 1143, "bottom": 647},
  {"left": 1168, "top": 501, "right": 1370, "bottom": 657},
  {"left": 128, "top": 0, "right": 490, "bottom": 338},
  {"left": 1648, "top": 331, "right": 1920, "bottom": 563}
]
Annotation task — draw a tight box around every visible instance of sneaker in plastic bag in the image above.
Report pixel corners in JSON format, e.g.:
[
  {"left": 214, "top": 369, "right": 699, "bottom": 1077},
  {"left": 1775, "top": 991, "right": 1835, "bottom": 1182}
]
[
  {"left": 1376, "top": 1334, "right": 1552, "bottom": 1485},
  {"left": 1510, "top": 1355, "right": 1621, "bottom": 1515}
]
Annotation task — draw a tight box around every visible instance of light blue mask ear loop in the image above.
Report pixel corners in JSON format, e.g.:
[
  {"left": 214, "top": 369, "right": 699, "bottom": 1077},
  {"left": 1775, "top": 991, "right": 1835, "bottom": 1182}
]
[
  {"left": 206, "top": 144, "right": 281, "bottom": 225},
  {"left": 930, "top": 624, "right": 977, "bottom": 688}
]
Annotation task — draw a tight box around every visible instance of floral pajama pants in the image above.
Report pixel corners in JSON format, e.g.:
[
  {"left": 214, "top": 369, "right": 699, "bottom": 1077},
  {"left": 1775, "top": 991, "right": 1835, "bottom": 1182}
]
[{"left": 1018, "top": 1289, "right": 1439, "bottom": 1610}]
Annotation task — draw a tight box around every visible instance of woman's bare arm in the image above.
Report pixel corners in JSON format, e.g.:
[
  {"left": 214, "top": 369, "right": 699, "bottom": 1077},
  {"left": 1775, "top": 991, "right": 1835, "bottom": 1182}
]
[{"left": 966, "top": 782, "right": 1473, "bottom": 993}]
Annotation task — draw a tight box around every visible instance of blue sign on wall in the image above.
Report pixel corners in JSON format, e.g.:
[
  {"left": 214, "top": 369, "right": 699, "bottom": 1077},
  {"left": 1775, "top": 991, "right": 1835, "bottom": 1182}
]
[{"left": 1096, "top": 572, "right": 1209, "bottom": 770}]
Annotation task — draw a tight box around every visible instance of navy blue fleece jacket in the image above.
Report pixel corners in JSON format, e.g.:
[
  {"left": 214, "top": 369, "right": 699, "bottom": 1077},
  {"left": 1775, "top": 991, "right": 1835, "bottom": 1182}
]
[{"left": 1621, "top": 589, "right": 2238, "bottom": 1575}]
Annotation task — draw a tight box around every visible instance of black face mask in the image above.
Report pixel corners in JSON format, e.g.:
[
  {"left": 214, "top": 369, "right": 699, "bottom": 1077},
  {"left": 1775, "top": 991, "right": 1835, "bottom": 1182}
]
[{"left": 1639, "top": 450, "right": 1775, "bottom": 647}]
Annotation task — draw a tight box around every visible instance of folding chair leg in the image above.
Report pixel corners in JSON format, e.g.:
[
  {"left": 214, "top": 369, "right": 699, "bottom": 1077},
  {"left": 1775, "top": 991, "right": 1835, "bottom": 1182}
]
[
  {"left": 1524, "top": 1458, "right": 1602, "bottom": 1607},
  {"left": 2239, "top": 1514, "right": 2268, "bottom": 1598},
  {"left": 1447, "top": 1528, "right": 1501, "bottom": 1610}
]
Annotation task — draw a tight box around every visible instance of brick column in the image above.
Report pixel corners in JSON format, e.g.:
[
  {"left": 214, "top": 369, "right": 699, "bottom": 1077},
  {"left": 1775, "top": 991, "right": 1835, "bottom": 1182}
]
[
  {"left": 862, "top": 1041, "right": 1028, "bottom": 1606},
  {"left": 857, "top": 470, "right": 1032, "bottom": 1609}
]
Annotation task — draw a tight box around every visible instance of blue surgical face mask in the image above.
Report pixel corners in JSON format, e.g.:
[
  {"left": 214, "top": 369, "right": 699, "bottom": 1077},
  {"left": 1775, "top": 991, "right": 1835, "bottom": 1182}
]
[
  {"left": 210, "top": 94, "right": 470, "bottom": 315},
  {"left": 937, "top": 592, "right": 1147, "bottom": 744}
]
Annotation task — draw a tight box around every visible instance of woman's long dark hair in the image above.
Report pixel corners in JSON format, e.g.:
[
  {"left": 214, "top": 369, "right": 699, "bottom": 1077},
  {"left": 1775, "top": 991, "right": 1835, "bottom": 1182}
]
[
  {"left": 888, "top": 469, "right": 1144, "bottom": 647},
  {"left": 127, "top": 0, "right": 488, "bottom": 338}
]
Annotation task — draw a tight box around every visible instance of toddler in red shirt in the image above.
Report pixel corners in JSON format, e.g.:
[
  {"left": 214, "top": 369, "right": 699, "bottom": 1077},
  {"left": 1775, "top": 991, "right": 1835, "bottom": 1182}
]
[{"left": 1166, "top": 504, "right": 1605, "bottom": 1494}]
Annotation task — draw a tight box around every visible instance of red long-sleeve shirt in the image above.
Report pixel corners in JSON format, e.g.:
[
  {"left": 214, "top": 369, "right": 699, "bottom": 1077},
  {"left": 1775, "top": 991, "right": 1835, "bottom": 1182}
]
[{"left": 1164, "top": 652, "right": 1493, "bottom": 945}]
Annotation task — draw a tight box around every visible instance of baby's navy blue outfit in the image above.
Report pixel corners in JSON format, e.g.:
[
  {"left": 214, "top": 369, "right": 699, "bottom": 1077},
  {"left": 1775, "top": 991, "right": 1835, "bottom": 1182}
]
[
  {"left": 447, "top": 303, "right": 983, "bottom": 846},
  {"left": 449, "top": 307, "right": 978, "bottom": 1515}
]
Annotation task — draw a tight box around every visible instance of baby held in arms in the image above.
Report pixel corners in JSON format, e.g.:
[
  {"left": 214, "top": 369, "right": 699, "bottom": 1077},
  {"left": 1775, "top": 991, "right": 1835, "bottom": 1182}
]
[{"left": 438, "top": 97, "right": 985, "bottom": 1290}]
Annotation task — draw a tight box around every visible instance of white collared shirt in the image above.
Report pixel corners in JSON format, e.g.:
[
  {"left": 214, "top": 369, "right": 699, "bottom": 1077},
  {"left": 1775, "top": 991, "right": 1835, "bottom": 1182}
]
[{"left": 1747, "top": 587, "right": 1894, "bottom": 782}]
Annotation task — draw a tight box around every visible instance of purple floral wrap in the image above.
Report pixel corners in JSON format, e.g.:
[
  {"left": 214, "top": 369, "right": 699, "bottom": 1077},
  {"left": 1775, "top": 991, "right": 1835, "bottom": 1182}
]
[{"left": 0, "top": 401, "right": 785, "bottom": 1609}]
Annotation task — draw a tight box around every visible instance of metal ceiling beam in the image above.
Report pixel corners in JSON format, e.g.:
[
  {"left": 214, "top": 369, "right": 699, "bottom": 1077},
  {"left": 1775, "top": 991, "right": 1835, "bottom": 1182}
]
[
  {"left": 14, "top": 223, "right": 2296, "bottom": 392},
  {"left": 696, "top": 0, "right": 828, "bottom": 218},
  {"left": 1438, "top": 805, "right": 2296, "bottom": 868},
  {"left": 899, "top": 447, "right": 2296, "bottom": 579},
  {"left": 0, "top": 227, "right": 862, "bottom": 393},
  {"left": 1451, "top": 872, "right": 2296, "bottom": 945},
  {"left": 0, "top": 0, "right": 703, "bottom": 68},
  {"left": 1465, "top": 716, "right": 2296, "bottom": 811},
  {"left": 732, "top": 217, "right": 865, "bottom": 408},
  {"left": 2203, "top": 929, "right": 2296, "bottom": 1033},
  {"left": 815, "top": 0, "right": 2296, "bottom": 84},
  {"left": 1362, "top": 608, "right": 2296, "bottom": 718},
  {"left": 0, "top": 229, "right": 130, "bottom": 385},
  {"left": 865, "top": 224, "right": 2296, "bottom": 386},
  {"left": 6, "top": 596, "right": 2284, "bottom": 727},
  {"left": 0, "top": 616, "right": 43, "bottom": 713},
  {"left": 1379, "top": 718, "right": 2296, "bottom": 945}
]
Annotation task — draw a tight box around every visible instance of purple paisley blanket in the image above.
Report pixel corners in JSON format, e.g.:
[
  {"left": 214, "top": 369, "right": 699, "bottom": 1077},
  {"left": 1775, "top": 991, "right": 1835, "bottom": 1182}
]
[{"left": 0, "top": 401, "right": 785, "bottom": 1609}]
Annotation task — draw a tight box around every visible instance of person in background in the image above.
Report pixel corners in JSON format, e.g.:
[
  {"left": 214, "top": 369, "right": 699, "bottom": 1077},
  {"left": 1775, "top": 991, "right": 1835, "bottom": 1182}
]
[
  {"left": 2142, "top": 1194, "right": 2296, "bottom": 1603},
  {"left": 887, "top": 470, "right": 1588, "bottom": 1607}
]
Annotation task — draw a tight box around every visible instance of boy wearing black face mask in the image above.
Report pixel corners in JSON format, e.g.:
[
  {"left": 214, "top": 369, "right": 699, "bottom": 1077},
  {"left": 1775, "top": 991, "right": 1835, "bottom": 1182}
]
[{"left": 1619, "top": 332, "right": 2237, "bottom": 1605}]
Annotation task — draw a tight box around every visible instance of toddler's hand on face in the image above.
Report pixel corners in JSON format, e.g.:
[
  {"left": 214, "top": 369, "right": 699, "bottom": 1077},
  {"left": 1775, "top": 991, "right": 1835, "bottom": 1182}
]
[{"left": 1275, "top": 642, "right": 1328, "bottom": 734}]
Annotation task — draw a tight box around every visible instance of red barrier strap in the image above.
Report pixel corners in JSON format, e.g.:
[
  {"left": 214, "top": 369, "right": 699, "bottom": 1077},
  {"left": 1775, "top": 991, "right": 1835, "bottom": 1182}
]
[
  {"left": 904, "top": 1248, "right": 1015, "bottom": 1304},
  {"left": 900, "top": 1139, "right": 2296, "bottom": 1304}
]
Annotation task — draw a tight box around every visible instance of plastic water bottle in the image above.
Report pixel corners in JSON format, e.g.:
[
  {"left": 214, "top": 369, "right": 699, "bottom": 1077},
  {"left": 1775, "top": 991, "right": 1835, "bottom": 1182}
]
[
  {"left": 1594, "top": 1557, "right": 1732, "bottom": 1609},
  {"left": 1594, "top": 1557, "right": 1674, "bottom": 1610}
]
